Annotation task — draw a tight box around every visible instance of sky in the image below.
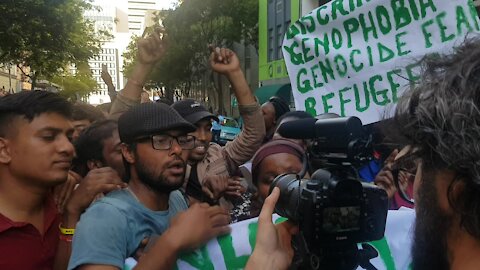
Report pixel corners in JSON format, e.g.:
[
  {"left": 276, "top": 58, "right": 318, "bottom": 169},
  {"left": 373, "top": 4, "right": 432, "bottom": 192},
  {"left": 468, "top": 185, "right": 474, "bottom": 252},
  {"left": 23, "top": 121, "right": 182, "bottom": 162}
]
[{"left": 158, "top": 0, "right": 178, "bottom": 10}]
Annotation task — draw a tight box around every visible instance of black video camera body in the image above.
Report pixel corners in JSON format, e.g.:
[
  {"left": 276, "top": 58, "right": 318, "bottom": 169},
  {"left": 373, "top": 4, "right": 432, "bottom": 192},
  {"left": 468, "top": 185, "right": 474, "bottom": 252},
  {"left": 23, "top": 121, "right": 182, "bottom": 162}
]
[{"left": 272, "top": 116, "right": 389, "bottom": 270}]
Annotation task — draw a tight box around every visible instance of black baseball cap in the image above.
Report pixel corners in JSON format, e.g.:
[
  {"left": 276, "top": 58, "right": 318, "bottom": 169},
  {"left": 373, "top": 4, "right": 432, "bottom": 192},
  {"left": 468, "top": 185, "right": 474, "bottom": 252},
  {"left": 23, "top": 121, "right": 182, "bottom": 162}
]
[
  {"left": 171, "top": 99, "right": 219, "bottom": 124},
  {"left": 118, "top": 102, "right": 196, "bottom": 144}
]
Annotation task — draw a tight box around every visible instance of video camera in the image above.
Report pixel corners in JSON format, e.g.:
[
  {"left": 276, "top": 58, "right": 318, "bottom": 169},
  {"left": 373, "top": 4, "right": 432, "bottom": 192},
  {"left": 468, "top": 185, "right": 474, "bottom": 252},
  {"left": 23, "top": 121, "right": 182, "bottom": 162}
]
[{"left": 272, "top": 117, "right": 389, "bottom": 270}]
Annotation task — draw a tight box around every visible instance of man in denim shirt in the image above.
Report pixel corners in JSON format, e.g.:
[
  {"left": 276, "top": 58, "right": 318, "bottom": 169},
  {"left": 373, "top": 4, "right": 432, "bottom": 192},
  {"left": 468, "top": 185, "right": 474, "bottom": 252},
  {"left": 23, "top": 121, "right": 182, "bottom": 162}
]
[{"left": 69, "top": 103, "right": 230, "bottom": 270}]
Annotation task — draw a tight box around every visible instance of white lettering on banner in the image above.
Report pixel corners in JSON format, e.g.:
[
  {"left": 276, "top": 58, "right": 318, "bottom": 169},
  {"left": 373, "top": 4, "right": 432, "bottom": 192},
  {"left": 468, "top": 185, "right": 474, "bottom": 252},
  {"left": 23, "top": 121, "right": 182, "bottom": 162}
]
[{"left": 282, "top": 0, "right": 480, "bottom": 124}]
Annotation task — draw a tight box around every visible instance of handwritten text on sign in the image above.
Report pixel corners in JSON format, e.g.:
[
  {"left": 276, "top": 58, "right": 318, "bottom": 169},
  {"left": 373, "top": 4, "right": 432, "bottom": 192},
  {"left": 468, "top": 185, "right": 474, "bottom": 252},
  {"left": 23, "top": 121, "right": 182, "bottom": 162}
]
[{"left": 283, "top": 0, "right": 480, "bottom": 124}]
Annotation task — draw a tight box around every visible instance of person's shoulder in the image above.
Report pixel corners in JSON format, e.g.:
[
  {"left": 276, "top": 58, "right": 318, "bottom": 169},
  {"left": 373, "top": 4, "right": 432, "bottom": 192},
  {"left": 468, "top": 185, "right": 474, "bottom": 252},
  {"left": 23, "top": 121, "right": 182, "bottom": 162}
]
[
  {"left": 69, "top": 198, "right": 131, "bottom": 270},
  {"left": 84, "top": 189, "right": 136, "bottom": 219},
  {"left": 169, "top": 190, "right": 188, "bottom": 212},
  {"left": 99, "top": 189, "right": 135, "bottom": 206}
]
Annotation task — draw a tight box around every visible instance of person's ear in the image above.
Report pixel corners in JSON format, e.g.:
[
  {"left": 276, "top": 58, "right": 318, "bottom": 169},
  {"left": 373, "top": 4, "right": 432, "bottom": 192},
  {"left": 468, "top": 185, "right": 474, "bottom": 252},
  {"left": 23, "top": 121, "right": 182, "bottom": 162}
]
[
  {"left": 0, "top": 138, "right": 11, "bottom": 164},
  {"left": 449, "top": 179, "right": 465, "bottom": 207},
  {"left": 439, "top": 172, "right": 466, "bottom": 215},
  {"left": 87, "top": 160, "right": 104, "bottom": 171},
  {"left": 121, "top": 143, "right": 135, "bottom": 164}
]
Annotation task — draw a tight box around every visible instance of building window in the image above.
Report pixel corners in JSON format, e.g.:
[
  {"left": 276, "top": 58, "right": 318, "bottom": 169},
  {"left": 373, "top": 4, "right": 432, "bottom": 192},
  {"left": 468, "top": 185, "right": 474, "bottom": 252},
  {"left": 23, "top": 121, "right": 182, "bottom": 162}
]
[
  {"left": 267, "top": 0, "right": 291, "bottom": 62},
  {"left": 268, "top": 29, "right": 274, "bottom": 61},
  {"left": 276, "top": 25, "right": 283, "bottom": 59}
]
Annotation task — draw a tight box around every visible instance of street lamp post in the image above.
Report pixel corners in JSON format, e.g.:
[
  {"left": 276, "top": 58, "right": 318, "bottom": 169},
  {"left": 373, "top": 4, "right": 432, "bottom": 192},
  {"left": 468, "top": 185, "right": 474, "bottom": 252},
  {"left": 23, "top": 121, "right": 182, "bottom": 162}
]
[{"left": 7, "top": 64, "right": 12, "bottom": 93}]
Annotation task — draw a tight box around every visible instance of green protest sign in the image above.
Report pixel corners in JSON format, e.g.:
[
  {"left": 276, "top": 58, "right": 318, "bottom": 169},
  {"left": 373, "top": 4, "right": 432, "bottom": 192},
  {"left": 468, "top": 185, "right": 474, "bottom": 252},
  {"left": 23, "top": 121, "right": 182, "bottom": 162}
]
[
  {"left": 283, "top": 0, "right": 480, "bottom": 124},
  {"left": 125, "top": 210, "right": 415, "bottom": 270}
]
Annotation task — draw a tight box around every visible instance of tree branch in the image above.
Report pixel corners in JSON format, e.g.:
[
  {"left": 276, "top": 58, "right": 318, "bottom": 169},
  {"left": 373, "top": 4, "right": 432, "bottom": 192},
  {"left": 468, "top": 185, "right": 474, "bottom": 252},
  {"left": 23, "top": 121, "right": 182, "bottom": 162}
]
[{"left": 17, "top": 64, "right": 31, "bottom": 79}]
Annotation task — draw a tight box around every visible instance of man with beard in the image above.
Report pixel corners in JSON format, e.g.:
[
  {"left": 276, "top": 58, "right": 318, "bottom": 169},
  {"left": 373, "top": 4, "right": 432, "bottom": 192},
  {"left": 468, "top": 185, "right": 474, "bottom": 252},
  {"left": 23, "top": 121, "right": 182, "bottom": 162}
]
[
  {"left": 246, "top": 39, "right": 480, "bottom": 270},
  {"left": 390, "top": 39, "right": 480, "bottom": 270},
  {"left": 68, "top": 103, "right": 231, "bottom": 270}
]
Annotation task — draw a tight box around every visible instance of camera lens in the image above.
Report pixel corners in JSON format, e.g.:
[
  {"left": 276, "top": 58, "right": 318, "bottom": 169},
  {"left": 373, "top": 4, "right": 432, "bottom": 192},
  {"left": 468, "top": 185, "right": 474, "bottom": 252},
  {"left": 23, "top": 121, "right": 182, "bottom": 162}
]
[{"left": 269, "top": 173, "right": 305, "bottom": 222}]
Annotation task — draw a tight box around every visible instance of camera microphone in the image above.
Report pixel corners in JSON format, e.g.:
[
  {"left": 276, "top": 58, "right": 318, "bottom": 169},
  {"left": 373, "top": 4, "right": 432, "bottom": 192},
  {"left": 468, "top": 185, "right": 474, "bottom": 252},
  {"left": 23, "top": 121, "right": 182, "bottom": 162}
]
[
  {"left": 277, "top": 118, "right": 317, "bottom": 139},
  {"left": 277, "top": 116, "right": 371, "bottom": 160},
  {"left": 278, "top": 116, "right": 363, "bottom": 141}
]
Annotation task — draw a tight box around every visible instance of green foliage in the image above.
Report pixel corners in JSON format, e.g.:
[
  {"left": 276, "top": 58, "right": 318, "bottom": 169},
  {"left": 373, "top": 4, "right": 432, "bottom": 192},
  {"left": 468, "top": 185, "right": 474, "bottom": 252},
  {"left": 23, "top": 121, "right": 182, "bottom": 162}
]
[
  {"left": 52, "top": 62, "right": 98, "bottom": 100},
  {"left": 122, "top": 35, "right": 141, "bottom": 79},
  {"left": 0, "top": 0, "right": 104, "bottom": 88},
  {"left": 52, "top": 73, "right": 98, "bottom": 101},
  {"left": 121, "top": 0, "right": 258, "bottom": 104}
]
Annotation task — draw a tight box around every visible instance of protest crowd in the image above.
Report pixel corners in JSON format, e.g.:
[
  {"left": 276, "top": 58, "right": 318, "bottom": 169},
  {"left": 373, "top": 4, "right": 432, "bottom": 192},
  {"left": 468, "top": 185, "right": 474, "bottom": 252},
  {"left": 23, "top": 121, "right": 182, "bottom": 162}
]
[{"left": 2, "top": 1, "right": 480, "bottom": 270}]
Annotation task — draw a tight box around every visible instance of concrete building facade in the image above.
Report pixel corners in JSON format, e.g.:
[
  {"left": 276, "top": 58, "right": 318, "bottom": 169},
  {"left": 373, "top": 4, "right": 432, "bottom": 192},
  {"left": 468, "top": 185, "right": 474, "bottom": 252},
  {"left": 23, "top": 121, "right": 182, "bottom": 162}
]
[
  {"left": 76, "top": 0, "right": 166, "bottom": 105},
  {"left": 0, "top": 65, "right": 32, "bottom": 93},
  {"left": 0, "top": 65, "right": 18, "bottom": 93}
]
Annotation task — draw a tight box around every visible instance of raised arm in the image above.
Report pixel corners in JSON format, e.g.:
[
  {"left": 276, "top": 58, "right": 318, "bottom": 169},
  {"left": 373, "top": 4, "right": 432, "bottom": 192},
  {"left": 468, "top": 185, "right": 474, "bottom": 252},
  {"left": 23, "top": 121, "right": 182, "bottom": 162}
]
[
  {"left": 109, "top": 32, "right": 167, "bottom": 119},
  {"left": 209, "top": 47, "right": 266, "bottom": 170},
  {"left": 101, "top": 65, "right": 117, "bottom": 103}
]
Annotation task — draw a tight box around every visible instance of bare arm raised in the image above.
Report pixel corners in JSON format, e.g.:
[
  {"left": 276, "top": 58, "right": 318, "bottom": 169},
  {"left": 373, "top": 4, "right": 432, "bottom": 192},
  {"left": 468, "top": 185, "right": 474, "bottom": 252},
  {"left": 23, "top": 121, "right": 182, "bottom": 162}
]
[
  {"left": 209, "top": 47, "right": 266, "bottom": 171},
  {"left": 109, "top": 31, "right": 167, "bottom": 119}
]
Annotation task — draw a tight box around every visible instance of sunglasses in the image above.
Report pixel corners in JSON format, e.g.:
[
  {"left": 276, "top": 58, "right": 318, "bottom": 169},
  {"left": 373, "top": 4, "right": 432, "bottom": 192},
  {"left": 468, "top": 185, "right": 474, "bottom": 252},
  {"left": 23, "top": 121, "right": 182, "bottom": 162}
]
[{"left": 390, "top": 153, "right": 418, "bottom": 205}]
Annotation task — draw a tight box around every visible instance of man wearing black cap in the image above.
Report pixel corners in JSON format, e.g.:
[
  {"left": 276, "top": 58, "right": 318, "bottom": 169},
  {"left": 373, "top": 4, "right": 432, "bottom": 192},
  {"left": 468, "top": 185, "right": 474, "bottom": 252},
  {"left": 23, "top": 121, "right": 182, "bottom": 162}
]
[
  {"left": 171, "top": 48, "right": 265, "bottom": 208},
  {"left": 68, "top": 103, "right": 231, "bottom": 270},
  {"left": 172, "top": 99, "right": 220, "bottom": 163},
  {"left": 106, "top": 32, "right": 265, "bottom": 208}
]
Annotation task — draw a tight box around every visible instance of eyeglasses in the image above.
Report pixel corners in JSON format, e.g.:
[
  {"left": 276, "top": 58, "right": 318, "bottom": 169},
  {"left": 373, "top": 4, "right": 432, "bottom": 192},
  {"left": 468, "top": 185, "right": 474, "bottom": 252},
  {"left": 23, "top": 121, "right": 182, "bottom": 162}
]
[
  {"left": 390, "top": 154, "right": 418, "bottom": 205},
  {"left": 136, "top": 134, "right": 196, "bottom": 150}
]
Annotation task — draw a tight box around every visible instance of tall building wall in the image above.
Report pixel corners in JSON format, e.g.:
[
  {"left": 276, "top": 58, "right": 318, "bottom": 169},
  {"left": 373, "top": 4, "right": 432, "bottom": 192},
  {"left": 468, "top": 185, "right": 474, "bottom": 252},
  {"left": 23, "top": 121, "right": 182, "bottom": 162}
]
[
  {"left": 127, "top": 0, "right": 159, "bottom": 36},
  {"left": 78, "top": 0, "right": 165, "bottom": 104}
]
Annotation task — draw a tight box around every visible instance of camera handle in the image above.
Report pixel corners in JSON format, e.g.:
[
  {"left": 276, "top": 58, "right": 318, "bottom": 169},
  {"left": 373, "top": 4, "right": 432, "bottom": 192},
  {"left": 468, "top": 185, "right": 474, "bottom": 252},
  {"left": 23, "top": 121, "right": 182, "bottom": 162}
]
[
  {"left": 290, "top": 234, "right": 379, "bottom": 270},
  {"left": 291, "top": 232, "right": 333, "bottom": 270}
]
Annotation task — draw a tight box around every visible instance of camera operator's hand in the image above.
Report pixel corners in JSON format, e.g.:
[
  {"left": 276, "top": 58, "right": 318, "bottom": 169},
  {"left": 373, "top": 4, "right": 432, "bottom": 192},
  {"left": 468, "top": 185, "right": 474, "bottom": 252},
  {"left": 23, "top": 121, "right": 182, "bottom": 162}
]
[
  {"left": 166, "top": 203, "right": 231, "bottom": 251},
  {"left": 245, "top": 187, "right": 298, "bottom": 270},
  {"left": 374, "top": 149, "right": 399, "bottom": 199}
]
